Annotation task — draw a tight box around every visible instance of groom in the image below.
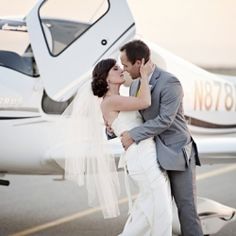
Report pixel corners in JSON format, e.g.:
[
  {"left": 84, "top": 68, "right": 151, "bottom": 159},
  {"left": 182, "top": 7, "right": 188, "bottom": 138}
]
[{"left": 120, "top": 40, "right": 203, "bottom": 236}]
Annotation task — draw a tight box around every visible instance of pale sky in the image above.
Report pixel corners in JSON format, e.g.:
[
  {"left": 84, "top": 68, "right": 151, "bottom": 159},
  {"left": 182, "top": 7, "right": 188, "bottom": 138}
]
[{"left": 1, "top": 0, "right": 236, "bottom": 67}]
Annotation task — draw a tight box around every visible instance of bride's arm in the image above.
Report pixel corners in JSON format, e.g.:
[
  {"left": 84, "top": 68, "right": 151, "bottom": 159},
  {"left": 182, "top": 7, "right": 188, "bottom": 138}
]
[{"left": 105, "top": 60, "right": 153, "bottom": 111}]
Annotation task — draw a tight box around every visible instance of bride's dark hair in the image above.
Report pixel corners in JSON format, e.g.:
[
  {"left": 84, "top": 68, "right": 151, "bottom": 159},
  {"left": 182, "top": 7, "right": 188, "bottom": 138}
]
[{"left": 91, "top": 58, "right": 116, "bottom": 97}]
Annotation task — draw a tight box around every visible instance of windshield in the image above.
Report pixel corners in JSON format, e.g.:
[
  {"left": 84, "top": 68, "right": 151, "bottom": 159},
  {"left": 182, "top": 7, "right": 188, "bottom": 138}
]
[
  {"left": 39, "top": 0, "right": 109, "bottom": 56},
  {"left": 0, "top": 19, "right": 29, "bottom": 55},
  {"left": 0, "top": 19, "right": 39, "bottom": 76}
]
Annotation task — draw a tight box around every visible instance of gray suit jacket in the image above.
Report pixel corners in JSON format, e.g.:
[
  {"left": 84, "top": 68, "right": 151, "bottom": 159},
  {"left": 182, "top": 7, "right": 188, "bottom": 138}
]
[{"left": 129, "top": 66, "right": 201, "bottom": 171}]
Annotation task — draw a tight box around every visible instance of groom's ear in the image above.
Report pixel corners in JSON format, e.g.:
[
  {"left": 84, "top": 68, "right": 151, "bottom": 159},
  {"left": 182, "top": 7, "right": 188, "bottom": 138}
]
[{"left": 135, "top": 59, "right": 142, "bottom": 66}]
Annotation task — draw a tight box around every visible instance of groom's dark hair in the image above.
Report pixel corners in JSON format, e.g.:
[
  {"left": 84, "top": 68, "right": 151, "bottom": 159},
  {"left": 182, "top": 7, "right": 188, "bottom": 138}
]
[{"left": 120, "top": 40, "right": 150, "bottom": 65}]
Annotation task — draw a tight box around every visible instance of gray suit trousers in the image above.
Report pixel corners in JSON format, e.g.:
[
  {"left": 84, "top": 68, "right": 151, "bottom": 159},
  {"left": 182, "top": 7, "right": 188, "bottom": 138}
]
[{"left": 167, "top": 151, "right": 203, "bottom": 236}]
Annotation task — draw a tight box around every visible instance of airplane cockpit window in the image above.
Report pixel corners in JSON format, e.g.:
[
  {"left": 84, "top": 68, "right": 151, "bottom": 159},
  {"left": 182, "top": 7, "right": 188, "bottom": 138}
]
[
  {"left": 39, "top": 0, "right": 109, "bottom": 56},
  {"left": 0, "top": 21, "right": 39, "bottom": 77}
]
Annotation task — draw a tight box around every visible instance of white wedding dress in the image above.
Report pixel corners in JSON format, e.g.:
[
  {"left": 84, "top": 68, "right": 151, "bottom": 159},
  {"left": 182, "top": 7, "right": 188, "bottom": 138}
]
[{"left": 112, "top": 111, "right": 172, "bottom": 236}]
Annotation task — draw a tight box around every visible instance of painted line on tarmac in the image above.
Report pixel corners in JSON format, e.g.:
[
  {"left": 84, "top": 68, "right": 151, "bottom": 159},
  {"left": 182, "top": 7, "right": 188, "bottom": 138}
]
[
  {"left": 10, "top": 164, "right": 236, "bottom": 236},
  {"left": 196, "top": 164, "right": 236, "bottom": 181},
  {"left": 9, "top": 195, "right": 137, "bottom": 236}
]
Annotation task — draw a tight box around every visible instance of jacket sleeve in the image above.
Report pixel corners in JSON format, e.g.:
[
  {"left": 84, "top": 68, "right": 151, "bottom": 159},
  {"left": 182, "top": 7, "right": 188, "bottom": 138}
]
[{"left": 129, "top": 77, "right": 183, "bottom": 143}]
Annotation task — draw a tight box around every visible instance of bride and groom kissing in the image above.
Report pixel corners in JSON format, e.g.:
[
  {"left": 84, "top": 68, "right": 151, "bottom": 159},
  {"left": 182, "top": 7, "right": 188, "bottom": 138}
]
[{"left": 65, "top": 40, "right": 204, "bottom": 236}]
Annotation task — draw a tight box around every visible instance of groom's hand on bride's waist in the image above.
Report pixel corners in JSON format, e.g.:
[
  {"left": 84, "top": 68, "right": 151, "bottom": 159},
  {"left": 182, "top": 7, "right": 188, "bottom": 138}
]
[
  {"left": 121, "top": 131, "right": 134, "bottom": 150},
  {"left": 105, "top": 120, "right": 116, "bottom": 140}
]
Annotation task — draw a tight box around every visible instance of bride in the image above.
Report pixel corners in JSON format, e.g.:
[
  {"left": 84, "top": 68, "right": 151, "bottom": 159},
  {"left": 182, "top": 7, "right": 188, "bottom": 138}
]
[{"left": 89, "top": 58, "right": 172, "bottom": 236}]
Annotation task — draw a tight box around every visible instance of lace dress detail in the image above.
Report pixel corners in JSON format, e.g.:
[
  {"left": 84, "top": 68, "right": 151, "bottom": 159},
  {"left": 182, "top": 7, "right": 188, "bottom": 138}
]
[{"left": 112, "top": 111, "right": 172, "bottom": 236}]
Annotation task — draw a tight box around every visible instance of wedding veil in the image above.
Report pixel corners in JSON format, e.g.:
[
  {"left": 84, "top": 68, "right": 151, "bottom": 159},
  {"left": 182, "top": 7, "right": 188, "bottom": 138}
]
[{"left": 59, "top": 76, "right": 120, "bottom": 219}]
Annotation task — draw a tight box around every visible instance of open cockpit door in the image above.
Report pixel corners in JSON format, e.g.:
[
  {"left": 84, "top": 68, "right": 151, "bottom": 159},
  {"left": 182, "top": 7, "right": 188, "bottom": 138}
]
[{"left": 26, "top": 0, "right": 135, "bottom": 100}]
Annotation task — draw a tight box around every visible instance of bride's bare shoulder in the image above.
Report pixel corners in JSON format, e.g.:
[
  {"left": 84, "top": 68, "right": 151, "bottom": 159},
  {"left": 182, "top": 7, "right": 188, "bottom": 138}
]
[{"left": 102, "top": 95, "right": 121, "bottom": 107}]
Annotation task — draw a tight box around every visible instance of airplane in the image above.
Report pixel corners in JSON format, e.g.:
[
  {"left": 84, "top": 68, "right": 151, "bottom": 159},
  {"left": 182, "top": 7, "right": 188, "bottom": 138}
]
[{"left": 0, "top": 0, "right": 235, "bottom": 235}]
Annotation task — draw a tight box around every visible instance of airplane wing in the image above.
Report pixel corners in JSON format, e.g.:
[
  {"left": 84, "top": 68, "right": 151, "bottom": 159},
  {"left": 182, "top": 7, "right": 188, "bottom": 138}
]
[
  {"left": 213, "top": 73, "right": 236, "bottom": 83},
  {"left": 195, "top": 136, "right": 236, "bottom": 164},
  {"left": 106, "top": 134, "right": 236, "bottom": 165},
  {"left": 47, "top": 135, "right": 236, "bottom": 168}
]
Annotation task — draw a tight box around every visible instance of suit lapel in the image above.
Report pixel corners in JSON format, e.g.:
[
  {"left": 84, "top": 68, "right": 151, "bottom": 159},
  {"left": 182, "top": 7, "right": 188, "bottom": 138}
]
[
  {"left": 130, "top": 66, "right": 161, "bottom": 96},
  {"left": 130, "top": 79, "right": 140, "bottom": 96},
  {"left": 149, "top": 66, "right": 161, "bottom": 92}
]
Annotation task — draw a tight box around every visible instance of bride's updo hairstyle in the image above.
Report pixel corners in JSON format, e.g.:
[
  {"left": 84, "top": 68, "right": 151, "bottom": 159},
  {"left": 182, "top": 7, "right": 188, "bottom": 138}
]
[{"left": 91, "top": 58, "right": 116, "bottom": 97}]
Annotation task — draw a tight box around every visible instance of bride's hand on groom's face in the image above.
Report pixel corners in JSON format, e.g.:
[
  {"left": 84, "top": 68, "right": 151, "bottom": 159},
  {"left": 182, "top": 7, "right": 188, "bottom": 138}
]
[
  {"left": 140, "top": 59, "right": 154, "bottom": 79},
  {"left": 121, "top": 131, "right": 134, "bottom": 150}
]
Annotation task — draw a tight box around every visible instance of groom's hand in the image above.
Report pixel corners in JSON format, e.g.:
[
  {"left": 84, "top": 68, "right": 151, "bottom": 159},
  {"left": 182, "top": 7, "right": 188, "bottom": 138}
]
[
  {"left": 105, "top": 122, "right": 116, "bottom": 140},
  {"left": 121, "top": 131, "right": 134, "bottom": 150}
]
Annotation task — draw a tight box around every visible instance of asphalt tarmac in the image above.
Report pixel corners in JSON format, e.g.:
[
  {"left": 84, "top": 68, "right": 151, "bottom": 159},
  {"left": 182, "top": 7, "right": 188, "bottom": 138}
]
[{"left": 1, "top": 164, "right": 236, "bottom": 236}]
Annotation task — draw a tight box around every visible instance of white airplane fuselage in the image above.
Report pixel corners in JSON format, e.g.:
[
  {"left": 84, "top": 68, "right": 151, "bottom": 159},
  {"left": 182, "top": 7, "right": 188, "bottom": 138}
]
[
  {"left": 0, "top": 0, "right": 236, "bottom": 175},
  {"left": 0, "top": 67, "right": 56, "bottom": 174},
  {"left": 1, "top": 42, "right": 236, "bottom": 175}
]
